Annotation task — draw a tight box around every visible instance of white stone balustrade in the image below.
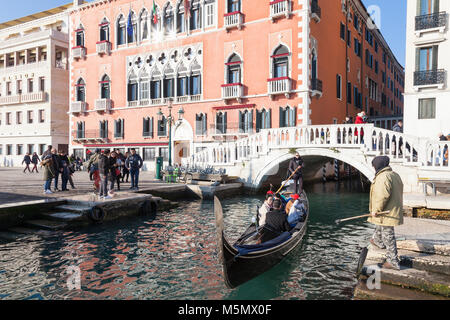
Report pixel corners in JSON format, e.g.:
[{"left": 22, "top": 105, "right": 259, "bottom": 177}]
[
  {"left": 221, "top": 83, "right": 243, "bottom": 100},
  {"left": 95, "top": 98, "right": 112, "bottom": 112},
  {"left": 270, "top": 0, "right": 291, "bottom": 20},
  {"left": 268, "top": 77, "right": 291, "bottom": 97},
  {"left": 224, "top": 12, "right": 243, "bottom": 30},
  {"left": 21, "top": 91, "right": 46, "bottom": 103},
  {"left": 72, "top": 46, "right": 86, "bottom": 60},
  {"left": 70, "top": 101, "right": 87, "bottom": 113},
  {"left": 96, "top": 41, "right": 111, "bottom": 55},
  {"left": 0, "top": 95, "right": 21, "bottom": 105}
]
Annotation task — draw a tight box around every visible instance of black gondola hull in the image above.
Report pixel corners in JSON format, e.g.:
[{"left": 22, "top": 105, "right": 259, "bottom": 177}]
[{"left": 214, "top": 195, "right": 309, "bottom": 289}]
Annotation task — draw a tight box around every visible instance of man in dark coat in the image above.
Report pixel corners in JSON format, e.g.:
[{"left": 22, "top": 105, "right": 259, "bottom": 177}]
[
  {"left": 31, "top": 152, "right": 40, "bottom": 173},
  {"left": 125, "top": 148, "right": 143, "bottom": 190},
  {"left": 50, "top": 148, "right": 60, "bottom": 191},
  {"left": 287, "top": 153, "right": 304, "bottom": 195},
  {"left": 260, "top": 199, "right": 291, "bottom": 243},
  {"left": 98, "top": 149, "right": 111, "bottom": 199},
  {"left": 22, "top": 153, "right": 32, "bottom": 173}
]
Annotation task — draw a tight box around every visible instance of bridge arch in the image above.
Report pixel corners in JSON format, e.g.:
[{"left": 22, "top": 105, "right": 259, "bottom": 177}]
[{"left": 252, "top": 148, "right": 376, "bottom": 190}]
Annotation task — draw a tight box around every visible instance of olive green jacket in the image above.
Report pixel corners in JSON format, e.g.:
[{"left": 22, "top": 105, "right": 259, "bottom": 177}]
[{"left": 368, "top": 166, "right": 404, "bottom": 227}]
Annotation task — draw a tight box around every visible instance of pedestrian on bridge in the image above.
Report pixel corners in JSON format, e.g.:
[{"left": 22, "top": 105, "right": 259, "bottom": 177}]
[
  {"left": 287, "top": 153, "right": 304, "bottom": 195},
  {"left": 368, "top": 156, "right": 403, "bottom": 270}
]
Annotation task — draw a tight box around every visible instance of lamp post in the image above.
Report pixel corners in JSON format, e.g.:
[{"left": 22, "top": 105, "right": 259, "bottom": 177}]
[{"left": 167, "top": 98, "right": 173, "bottom": 166}]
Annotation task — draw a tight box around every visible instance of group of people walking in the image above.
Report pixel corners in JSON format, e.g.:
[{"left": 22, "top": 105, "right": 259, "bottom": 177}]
[
  {"left": 21, "top": 152, "right": 41, "bottom": 173},
  {"left": 87, "top": 148, "right": 143, "bottom": 199}
]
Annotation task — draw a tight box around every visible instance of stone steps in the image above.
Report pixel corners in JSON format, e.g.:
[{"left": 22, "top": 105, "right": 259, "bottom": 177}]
[
  {"left": 354, "top": 280, "right": 448, "bottom": 300},
  {"left": 40, "top": 212, "right": 85, "bottom": 223},
  {"left": 24, "top": 219, "right": 68, "bottom": 231},
  {"left": 367, "top": 246, "right": 450, "bottom": 276},
  {"left": 397, "top": 240, "right": 450, "bottom": 256},
  {"left": 53, "top": 204, "right": 92, "bottom": 214},
  {"left": 362, "top": 260, "right": 450, "bottom": 297}
]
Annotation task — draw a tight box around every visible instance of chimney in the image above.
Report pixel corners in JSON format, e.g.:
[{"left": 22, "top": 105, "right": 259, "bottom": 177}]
[{"left": 73, "top": 0, "right": 85, "bottom": 6}]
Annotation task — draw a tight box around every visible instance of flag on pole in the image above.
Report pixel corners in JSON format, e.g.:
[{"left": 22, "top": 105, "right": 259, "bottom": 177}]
[
  {"left": 127, "top": 9, "right": 133, "bottom": 38},
  {"left": 152, "top": 0, "right": 158, "bottom": 25},
  {"left": 184, "top": 0, "right": 191, "bottom": 18}
]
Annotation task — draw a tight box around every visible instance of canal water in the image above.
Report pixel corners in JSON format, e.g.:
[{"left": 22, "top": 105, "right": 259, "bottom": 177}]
[{"left": 0, "top": 180, "right": 373, "bottom": 300}]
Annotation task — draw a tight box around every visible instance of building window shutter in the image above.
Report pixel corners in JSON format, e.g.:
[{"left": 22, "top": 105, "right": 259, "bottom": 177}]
[
  {"left": 279, "top": 107, "right": 284, "bottom": 127},
  {"left": 256, "top": 110, "right": 261, "bottom": 133},
  {"left": 203, "top": 114, "right": 207, "bottom": 135},
  {"left": 434, "top": 0, "right": 440, "bottom": 13},
  {"left": 432, "top": 45, "right": 438, "bottom": 70},
  {"left": 224, "top": 112, "right": 227, "bottom": 133}
]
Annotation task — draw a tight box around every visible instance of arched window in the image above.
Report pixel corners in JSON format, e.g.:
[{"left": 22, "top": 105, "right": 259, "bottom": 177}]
[
  {"left": 127, "top": 72, "right": 138, "bottom": 102},
  {"left": 176, "top": 1, "right": 186, "bottom": 33},
  {"left": 117, "top": 15, "right": 126, "bottom": 45},
  {"left": 164, "top": 66, "right": 175, "bottom": 98},
  {"left": 139, "top": 70, "right": 150, "bottom": 101},
  {"left": 190, "top": 0, "right": 202, "bottom": 30},
  {"left": 99, "top": 18, "right": 110, "bottom": 42},
  {"left": 157, "top": 115, "right": 167, "bottom": 136},
  {"left": 75, "top": 25, "right": 85, "bottom": 47},
  {"left": 151, "top": 69, "right": 162, "bottom": 99},
  {"left": 190, "top": 60, "right": 202, "bottom": 95},
  {"left": 272, "top": 45, "right": 289, "bottom": 78},
  {"left": 100, "top": 75, "right": 110, "bottom": 99},
  {"left": 164, "top": 4, "right": 174, "bottom": 34},
  {"left": 312, "top": 50, "right": 317, "bottom": 82},
  {"left": 256, "top": 108, "right": 271, "bottom": 132},
  {"left": 279, "top": 106, "right": 296, "bottom": 127},
  {"left": 177, "top": 63, "right": 188, "bottom": 97},
  {"left": 76, "top": 78, "right": 86, "bottom": 102},
  {"left": 127, "top": 11, "right": 138, "bottom": 43},
  {"left": 196, "top": 113, "right": 207, "bottom": 136},
  {"left": 228, "top": 0, "right": 240, "bottom": 13},
  {"left": 239, "top": 110, "right": 253, "bottom": 133},
  {"left": 140, "top": 9, "right": 149, "bottom": 41},
  {"left": 226, "top": 54, "right": 241, "bottom": 84},
  {"left": 216, "top": 112, "right": 227, "bottom": 134}
]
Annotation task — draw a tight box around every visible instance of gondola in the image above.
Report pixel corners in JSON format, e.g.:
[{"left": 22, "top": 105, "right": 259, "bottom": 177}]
[{"left": 214, "top": 184, "right": 309, "bottom": 289}]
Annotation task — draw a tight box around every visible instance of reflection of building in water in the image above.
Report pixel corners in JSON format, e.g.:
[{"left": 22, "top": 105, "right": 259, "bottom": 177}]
[{"left": 0, "top": 4, "right": 72, "bottom": 167}]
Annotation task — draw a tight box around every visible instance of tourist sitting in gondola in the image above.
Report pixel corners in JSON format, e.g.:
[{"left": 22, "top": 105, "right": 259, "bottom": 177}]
[
  {"left": 258, "top": 191, "right": 274, "bottom": 226},
  {"left": 259, "top": 199, "right": 291, "bottom": 243},
  {"left": 287, "top": 194, "right": 307, "bottom": 227}
]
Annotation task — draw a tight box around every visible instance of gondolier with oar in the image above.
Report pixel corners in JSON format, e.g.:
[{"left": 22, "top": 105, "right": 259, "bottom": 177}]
[
  {"left": 287, "top": 153, "right": 304, "bottom": 195},
  {"left": 368, "top": 156, "right": 404, "bottom": 270}
]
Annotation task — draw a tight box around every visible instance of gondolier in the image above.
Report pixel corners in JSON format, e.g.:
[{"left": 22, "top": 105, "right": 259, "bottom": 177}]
[
  {"left": 368, "top": 156, "right": 404, "bottom": 270},
  {"left": 287, "top": 153, "right": 304, "bottom": 194}
]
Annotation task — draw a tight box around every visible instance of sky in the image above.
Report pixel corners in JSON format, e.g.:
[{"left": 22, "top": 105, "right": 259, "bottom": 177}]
[{"left": 0, "top": 0, "right": 407, "bottom": 66}]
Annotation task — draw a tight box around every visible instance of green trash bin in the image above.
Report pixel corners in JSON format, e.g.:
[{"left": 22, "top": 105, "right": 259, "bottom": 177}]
[{"left": 155, "top": 157, "right": 163, "bottom": 180}]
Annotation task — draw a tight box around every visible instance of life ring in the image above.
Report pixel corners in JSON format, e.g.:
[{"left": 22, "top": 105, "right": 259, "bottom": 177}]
[
  {"left": 87, "top": 206, "right": 105, "bottom": 223},
  {"left": 139, "top": 200, "right": 157, "bottom": 219}
]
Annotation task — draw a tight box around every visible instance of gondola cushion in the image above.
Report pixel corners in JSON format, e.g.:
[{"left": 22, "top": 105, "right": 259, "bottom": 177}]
[{"left": 234, "top": 232, "right": 292, "bottom": 256}]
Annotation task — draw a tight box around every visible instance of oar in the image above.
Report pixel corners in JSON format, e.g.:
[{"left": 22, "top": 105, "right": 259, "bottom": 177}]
[
  {"left": 276, "top": 165, "right": 302, "bottom": 194},
  {"left": 335, "top": 211, "right": 390, "bottom": 225}
]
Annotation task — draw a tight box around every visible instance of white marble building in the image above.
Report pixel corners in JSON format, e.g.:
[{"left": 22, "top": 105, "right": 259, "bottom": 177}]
[
  {"left": 0, "top": 4, "right": 72, "bottom": 167},
  {"left": 404, "top": 0, "right": 450, "bottom": 139}
]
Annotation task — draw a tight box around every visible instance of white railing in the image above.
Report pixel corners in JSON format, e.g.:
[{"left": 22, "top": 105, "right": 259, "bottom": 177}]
[
  {"left": 224, "top": 12, "right": 243, "bottom": 30},
  {"left": 221, "top": 83, "right": 243, "bottom": 100},
  {"left": 96, "top": 41, "right": 111, "bottom": 55},
  {"left": 0, "top": 95, "right": 21, "bottom": 105},
  {"left": 190, "top": 94, "right": 201, "bottom": 102},
  {"left": 95, "top": 98, "right": 112, "bottom": 112},
  {"left": 70, "top": 101, "right": 87, "bottom": 113},
  {"left": 176, "top": 96, "right": 189, "bottom": 103},
  {"left": 268, "top": 77, "right": 291, "bottom": 96},
  {"left": 189, "top": 124, "right": 450, "bottom": 172},
  {"left": 270, "top": 0, "right": 291, "bottom": 19},
  {"left": 21, "top": 91, "right": 46, "bottom": 103},
  {"left": 72, "top": 46, "right": 86, "bottom": 60},
  {"left": 1, "top": 61, "right": 48, "bottom": 74}
]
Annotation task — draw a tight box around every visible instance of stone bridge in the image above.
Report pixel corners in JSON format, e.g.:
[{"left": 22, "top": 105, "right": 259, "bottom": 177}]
[{"left": 188, "top": 124, "right": 450, "bottom": 193}]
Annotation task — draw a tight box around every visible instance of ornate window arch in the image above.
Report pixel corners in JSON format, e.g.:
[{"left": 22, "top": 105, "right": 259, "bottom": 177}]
[
  {"left": 279, "top": 105, "right": 296, "bottom": 128},
  {"left": 99, "top": 74, "right": 110, "bottom": 99},
  {"left": 139, "top": 68, "right": 150, "bottom": 101},
  {"left": 176, "top": 62, "right": 188, "bottom": 97},
  {"left": 127, "top": 11, "right": 138, "bottom": 43},
  {"left": 139, "top": 9, "right": 149, "bottom": 41},
  {"left": 117, "top": 14, "right": 126, "bottom": 45},
  {"left": 75, "top": 24, "right": 85, "bottom": 47},
  {"left": 195, "top": 112, "right": 207, "bottom": 136},
  {"left": 99, "top": 18, "right": 110, "bottom": 42},
  {"left": 225, "top": 53, "right": 242, "bottom": 84},
  {"left": 190, "top": 0, "right": 202, "bottom": 31},
  {"left": 176, "top": 0, "right": 186, "bottom": 33},
  {"left": 164, "top": 3, "right": 175, "bottom": 34},
  {"left": 75, "top": 78, "right": 86, "bottom": 102},
  {"left": 271, "top": 44, "right": 290, "bottom": 78},
  {"left": 127, "top": 71, "right": 138, "bottom": 102}
]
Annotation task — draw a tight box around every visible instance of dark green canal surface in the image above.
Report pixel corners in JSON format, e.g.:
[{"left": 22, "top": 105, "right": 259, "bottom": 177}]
[{"left": 0, "top": 180, "right": 373, "bottom": 300}]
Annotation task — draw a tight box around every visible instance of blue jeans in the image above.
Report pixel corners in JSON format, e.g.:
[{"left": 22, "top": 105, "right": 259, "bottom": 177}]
[
  {"left": 44, "top": 179, "right": 52, "bottom": 191},
  {"left": 130, "top": 168, "right": 140, "bottom": 188}
]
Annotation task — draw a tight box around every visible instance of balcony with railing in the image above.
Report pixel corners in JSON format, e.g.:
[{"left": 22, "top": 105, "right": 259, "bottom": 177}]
[
  {"left": 413, "top": 69, "right": 446, "bottom": 90},
  {"left": 221, "top": 83, "right": 244, "bottom": 102},
  {"left": 415, "top": 12, "right": 447, "bottom": 34},
  {"left": 268, "top": 77, "right": 292, "bottom": 98},
  {"left": 311, "top": 0, "right": 321, "bottom": 22},
  {"left": 311, "top": 78, "right": 323, "bottom": 97},
  {"left": 270, "top": 0, "right": 291, "bottom": 21},
  {"left": 22, "top": 91, "right": 47, "bottom": 103},
  {"left": 0, "top": 95, "right": 21, "bottom": 105},
  {"left": 224, "top": 11, "right": 243, "bottom": 30},
  {"left": 70, "top": 101, "right": 87, "bottom": 114},
  {"left": 95, "top": 98, "right": 112, "bottom": 112},
  {"left": 96, "top": 41, "right": 111, "bottom": 55},
  {"left": 72, "top": 46, "right": 86, "bottom": 60}
]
